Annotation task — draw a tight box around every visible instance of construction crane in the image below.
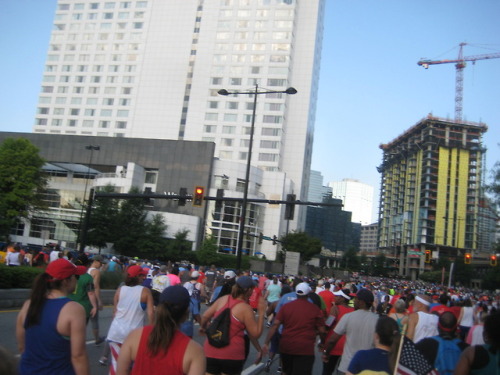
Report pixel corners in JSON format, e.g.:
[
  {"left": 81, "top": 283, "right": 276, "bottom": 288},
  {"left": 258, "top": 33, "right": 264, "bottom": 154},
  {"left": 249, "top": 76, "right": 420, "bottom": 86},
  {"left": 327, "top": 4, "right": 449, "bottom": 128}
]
[{"left": 417, "top": 42, "right": 500, "bottom": 121}]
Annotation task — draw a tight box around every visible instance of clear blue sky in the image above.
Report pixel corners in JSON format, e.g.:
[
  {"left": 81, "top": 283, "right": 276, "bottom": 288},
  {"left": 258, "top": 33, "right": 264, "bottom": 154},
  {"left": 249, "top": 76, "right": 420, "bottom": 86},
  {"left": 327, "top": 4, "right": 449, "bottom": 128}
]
[{"left": 1, "top": 0, "right": 499, "bottom": 216}]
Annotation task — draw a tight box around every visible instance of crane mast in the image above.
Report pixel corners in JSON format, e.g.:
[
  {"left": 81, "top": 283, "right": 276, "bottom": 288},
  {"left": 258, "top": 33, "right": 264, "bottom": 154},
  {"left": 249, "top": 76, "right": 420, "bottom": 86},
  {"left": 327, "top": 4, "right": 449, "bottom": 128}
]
[{"left": 417, "top": 43, "right": 500, "bottom": 121}]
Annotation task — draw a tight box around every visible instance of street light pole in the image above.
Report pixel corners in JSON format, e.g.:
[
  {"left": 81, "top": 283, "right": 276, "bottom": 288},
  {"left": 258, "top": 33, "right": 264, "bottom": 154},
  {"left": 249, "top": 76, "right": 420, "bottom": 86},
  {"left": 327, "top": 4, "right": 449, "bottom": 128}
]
[{"left": 218, "top": 85, "right": 297, "bottom": 270}]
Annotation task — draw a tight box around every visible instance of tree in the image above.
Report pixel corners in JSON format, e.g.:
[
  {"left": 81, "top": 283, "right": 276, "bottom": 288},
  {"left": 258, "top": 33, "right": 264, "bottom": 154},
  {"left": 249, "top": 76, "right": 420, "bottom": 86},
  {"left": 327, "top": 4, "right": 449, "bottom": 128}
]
[
  {"left": 86, "top": 184, "right": 119, "bottom": 251},
  {"left": 140, "top": 213, "right": 169, "bottom": 258},
  {"left": 113, "top": 187, "right": 148, "bottom": 255},
  {"left": 197, "top": 235, "right": 220, "bottom": 265},
  {"left": 0, "top": 138, "right": 48, "bottom": 241},
  {"left": 166, "top": 229, "right": 192, "bottom": 261},
  {"left": 280, "top": 231, "right": 322, "bottom": 262},
  {"left": 487, "top": 152, "right": 500, "bottom": 209},
  {"left": 341, "top": 247, "right": 361, "bottom": 271}
]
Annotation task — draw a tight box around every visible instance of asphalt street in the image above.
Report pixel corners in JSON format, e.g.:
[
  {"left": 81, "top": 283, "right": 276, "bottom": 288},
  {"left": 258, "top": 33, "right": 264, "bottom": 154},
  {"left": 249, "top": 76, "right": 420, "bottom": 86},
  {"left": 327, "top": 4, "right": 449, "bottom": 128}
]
[{"left": 0, "top": 303, "right": 325, "bottom": 374}]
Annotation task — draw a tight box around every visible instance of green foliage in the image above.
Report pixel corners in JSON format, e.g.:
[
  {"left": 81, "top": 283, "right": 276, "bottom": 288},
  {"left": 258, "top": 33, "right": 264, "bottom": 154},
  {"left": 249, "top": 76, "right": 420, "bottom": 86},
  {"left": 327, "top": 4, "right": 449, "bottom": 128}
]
[
  {"left": 87, "top": 184, "right": 119, "bottom": 249},
  {"left": 487, "top": 154, "right": 500, "bottom": 210},
  {"left": 0, "top": 265, "right": 44, "bottom": 288},
  {"left": 371, "top": 253, "right": 390, "bottom": 277},
  {"left": 280, "top": 231, "right": 322, "bottom": 262},
  {"left": 419, "top": 270, "right": 446, "bottom": 284},
  {"left": 0, "top": 138, "right": 48, "bottom": 240},
  {"left": 197, "top": 236, "right": 220, "bottom": 265},
  {"left": 341, "top": 247, "right": 361, "bottom": 271},
  {"left": 140, "top": 214, "right": 169, "bottom": 258},
  {"left": 482, "top": 266, "right": 500, "bottom": 290},
  {"left": 164, "top": 230, "right": 192, "bottom": 261},
  {"left": 100, "top": 270, "right": 124, "bottom": 289}
]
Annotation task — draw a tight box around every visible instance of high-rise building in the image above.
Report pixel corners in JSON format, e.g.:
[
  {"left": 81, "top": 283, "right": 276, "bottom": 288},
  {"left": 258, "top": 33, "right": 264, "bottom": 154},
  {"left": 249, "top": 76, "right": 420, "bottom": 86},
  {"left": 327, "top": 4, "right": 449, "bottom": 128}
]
[
  {"left": 33, "top": 0, "right": 325, "bottom": 231},
  {"left": 377, "top": 115, "right": 488, "bottom": 279},
  {"left": 328, "top": 179, "right": 374, "bottom": 225},
  {"left": 307, "top": 170, "right": 332, "bottom": 203}
]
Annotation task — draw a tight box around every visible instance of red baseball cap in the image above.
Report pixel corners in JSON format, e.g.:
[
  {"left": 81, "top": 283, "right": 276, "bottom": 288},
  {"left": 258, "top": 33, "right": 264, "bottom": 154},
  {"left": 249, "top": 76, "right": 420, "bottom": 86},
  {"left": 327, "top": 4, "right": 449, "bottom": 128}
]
[
  {"left": 127, "top": 265, "right": 148, "bottom": 277},
  {"left": 46, "top": 259, "right": 86, "bottom": 281}
]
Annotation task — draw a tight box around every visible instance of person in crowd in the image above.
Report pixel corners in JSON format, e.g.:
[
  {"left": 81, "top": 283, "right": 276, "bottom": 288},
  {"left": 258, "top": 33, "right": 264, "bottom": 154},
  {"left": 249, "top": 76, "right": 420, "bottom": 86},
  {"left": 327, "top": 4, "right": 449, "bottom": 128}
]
[
  {"left": 346, "top": 316, "right": 401, "bottom": 375},
  {"left": 210, "top": 270, "right": 237, "bottom": 303},
  {"left": 429, "top": 292, "right": 453, "bottom": 316},
  {"left": 263, "top": 282, "right": 326, "bottom": 375},
  {"left": 458, "top": 298, "right": 475, "bottom": 341},
  {"left": 151, "top": 265, "right": 171, "bottom": 306},
  {"left": 416, "top": 311, "right": 469, "bottom": 374},
  {"left": 23, "top": 249, "right": 33, "bottom": 266},
  {"left": 116, "top": 285, "right": 205, "bottom": 375},
  {"left": 322, "top": 288, "right": 355, "bottom": 375},
  {"left": 200, "top": 276, "right": 266, "bottom": 375},
  {"left": 15, "top": 258, "right": 89, "bottom": 374},
  {"left": 204, "top": 265, "right": 217, "bottom": 304},
  {"left": 264, "top": 276, "right": 281, "bottom": 327},
  {"left": 318, "top": 282, "right": 335, "bottom": 314},
  {"left": 180, "top": 270, "right": 203, "bottom": 337},
  {"left": 49, "top": 246, "right": 60, "bottom": 263},
  {"left": 322, "top": 288, "right": 379, "bottom": 375},
  {"left": 466, "top": 309, "right": 488, "bottom": 346},
  {"left": 377, "top": 294, "right": 393, "bottom": 315},
  {"left": 6, "top": 244, "right": 23, "bottom": 266},
  {"left": 69, "top": 253, "right": 98, "bottom": 324},
  {"left": 389, "top": 298, "right": 409, "bottom": 334},
  {"left": 167, "top": 266, "right": 182, "bottom": 286},
  {"left": 107, "top": 256, "right": 121, "bottom": 273},
  {"left": 455, "top": 311, "right": 500, "bottom": 375},
  {"left": 100, "top": 265, "right": 154, "bottom": 371},
  {"left": 406, "top": 294, "right": 438, "bottom": 343},
  {"left": 87, "top": 254, "right": 105, "bottom": 345}
]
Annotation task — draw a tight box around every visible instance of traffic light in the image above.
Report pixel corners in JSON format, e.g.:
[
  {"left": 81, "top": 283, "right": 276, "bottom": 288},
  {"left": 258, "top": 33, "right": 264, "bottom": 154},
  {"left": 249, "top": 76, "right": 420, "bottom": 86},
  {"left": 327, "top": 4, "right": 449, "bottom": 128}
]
[
  {"left": 272, "top": 235, "right": 277, "bottom": 245},
  {"left": 258, "top": 232, "right": 263, "bottom": 244},
  {"left": 193, "top": 186, "right": 204, "bottom": 206},
  {"left": 425, "top": 250, "right": 431, "bottom": 263},
  {"left": 464, "top": 253, "right": 472, "bottom": 264},
  {"left": 215, "top": 188, "right": 224, "bottom": 211},
  {"left": 284, "top": 194, "right": 296, "bottom": 220},
  {"left": 178, "top": 187, "right": 187, "bottom": 206},
  {"left": 490, "top": 255, "right": 497, "bottom": 267}
]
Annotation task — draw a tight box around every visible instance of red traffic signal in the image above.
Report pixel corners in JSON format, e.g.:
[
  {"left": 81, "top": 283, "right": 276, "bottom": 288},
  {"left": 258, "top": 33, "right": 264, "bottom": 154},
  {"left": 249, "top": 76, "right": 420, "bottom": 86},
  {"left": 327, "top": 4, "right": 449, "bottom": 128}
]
[
  {"left": 490, "top": 255, "right": 497, "bottom": 267},
  {"left": 464, "top": 253, "right": 472, "bottom": 264},
  {"left": 193, "top": 186, "right": 204, "bottom": 206},
  {"left": 425, "top": 250, "right": 431, "bottom": 263}
]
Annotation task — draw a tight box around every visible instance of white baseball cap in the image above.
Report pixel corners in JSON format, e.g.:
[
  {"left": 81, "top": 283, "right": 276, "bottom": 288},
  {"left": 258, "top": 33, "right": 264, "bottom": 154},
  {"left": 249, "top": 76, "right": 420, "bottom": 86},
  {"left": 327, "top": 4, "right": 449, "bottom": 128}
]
[
  {"left": 295, "top": 282, "right": 312, "bottom": 295},
  {"left": 224, "top": 270, "right": 237, "bottom": 279}
]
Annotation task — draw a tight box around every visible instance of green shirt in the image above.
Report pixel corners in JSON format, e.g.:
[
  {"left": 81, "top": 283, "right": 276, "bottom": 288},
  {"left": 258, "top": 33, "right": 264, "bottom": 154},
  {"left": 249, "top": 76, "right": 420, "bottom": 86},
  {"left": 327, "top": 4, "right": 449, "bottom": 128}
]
[{"left": 69, "top": 273, "right": 95, "bottom": 318}]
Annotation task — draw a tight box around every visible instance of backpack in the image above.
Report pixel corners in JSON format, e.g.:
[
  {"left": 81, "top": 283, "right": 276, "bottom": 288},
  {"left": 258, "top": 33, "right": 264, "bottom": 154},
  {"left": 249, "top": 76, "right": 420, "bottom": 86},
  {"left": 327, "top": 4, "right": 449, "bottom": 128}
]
[
  {"left": 205, "top": 299, "right": 242, "bottom": 348},
  {"left": 433, "top": 336, "right": 462, "bottom": 375},
  {"left": 191, "top": 283, "right": 201, "bottom": 301}
]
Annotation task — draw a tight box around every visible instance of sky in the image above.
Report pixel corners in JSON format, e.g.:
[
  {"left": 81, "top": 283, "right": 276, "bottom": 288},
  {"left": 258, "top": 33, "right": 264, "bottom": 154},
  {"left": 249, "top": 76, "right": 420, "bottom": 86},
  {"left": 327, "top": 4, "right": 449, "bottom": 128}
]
[{"left": 0, "top": 0, "right": 499, "bottom": 220}]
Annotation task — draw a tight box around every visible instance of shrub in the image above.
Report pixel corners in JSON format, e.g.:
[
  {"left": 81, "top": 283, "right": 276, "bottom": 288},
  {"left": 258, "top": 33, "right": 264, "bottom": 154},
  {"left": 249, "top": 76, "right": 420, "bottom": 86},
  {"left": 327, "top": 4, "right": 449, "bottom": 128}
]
[
  {"left": 100, "top": 270, "right": 124, "bottom": 289},
  {"left": 0, "top": 265, "right": 44, "bottom": 288}
]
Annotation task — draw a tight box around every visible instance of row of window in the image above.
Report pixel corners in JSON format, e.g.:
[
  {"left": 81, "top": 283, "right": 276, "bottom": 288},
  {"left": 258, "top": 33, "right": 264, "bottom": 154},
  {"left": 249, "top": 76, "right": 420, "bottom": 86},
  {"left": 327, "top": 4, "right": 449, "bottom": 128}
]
[
  {"left": 35, "top": 118, "right": 127, "bottom": 129},
  {"left": 52, "top": 31, "right": 142, "bottom": 42},
  {"left": 219, "top": 138, "right": 280, "bottom": 149},
  {"left": 203, "top": 125, "right": 281, "bottom": 136},
  {"left": 218, "top": 150, "right": 280, "bottom": 162},
  {"left": 42, "top": 86, "right": 132, "bottom": 95},
  {"left": 47, "top": 53, "right": 139, "bottom": 62},
  {"left": 46, "top": 64, "right": 136, "bottom": 73},
  {"left": 220, "top": 0, "right": 294, "bottom": 6},
  {"left": 55, "top": 11, "right": 145, "bottom": 21},
  {"left": 213, "top": 54, "right": 290, "bottom": 63},
  {"left": 54, "top": 21, "right": 144, "bottom": 31},
  {"left": 211, "top": 66, "right": 288, "bottom": 76},
  {"left": 58, "top": 2, "right": 147, "bottom": 11},
  {"left": 39, "top": 95, "right": 129, "bottom": 105},
  {"left": 38, "top": 103, "right": 130, "bottom": 115},
  {"left": 208, "top": 101, "right": 283, "bottom": 111},
  {"left": 50, "top": 43, "right": 140, "bottom": 52},
  {"left": 44, "top": 75, "right": 135, "bottom": 84},
  {"left": 204, "top": 113, "right": 283, "bottom": 123},
  {"left": 34, "top": 129, "right": 126, "bottom": 138}
]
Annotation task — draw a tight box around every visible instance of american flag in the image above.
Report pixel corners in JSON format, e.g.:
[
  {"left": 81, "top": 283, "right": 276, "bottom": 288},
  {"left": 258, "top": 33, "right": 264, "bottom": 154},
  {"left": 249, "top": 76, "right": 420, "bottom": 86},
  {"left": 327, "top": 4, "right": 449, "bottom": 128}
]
[{"left": 396, "top": 337, "right": 438, "bottom": 375}]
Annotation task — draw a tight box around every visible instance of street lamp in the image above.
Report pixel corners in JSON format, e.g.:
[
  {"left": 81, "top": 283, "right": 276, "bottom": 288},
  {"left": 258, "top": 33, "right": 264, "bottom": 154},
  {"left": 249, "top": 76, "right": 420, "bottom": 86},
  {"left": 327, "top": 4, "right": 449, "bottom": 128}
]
[
  {"left": 78, "top": 145, "right": 100, "bottom": 251},
  {"left": 218, "top": 84, "right": 297, "bottom": 270}
]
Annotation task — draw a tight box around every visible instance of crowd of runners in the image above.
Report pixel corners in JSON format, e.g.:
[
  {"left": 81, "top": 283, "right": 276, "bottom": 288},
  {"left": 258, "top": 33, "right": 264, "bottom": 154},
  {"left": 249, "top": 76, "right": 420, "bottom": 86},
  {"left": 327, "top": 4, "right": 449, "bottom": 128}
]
[{"left": 6, "top": 248, "right": 500, "bottom": 374}]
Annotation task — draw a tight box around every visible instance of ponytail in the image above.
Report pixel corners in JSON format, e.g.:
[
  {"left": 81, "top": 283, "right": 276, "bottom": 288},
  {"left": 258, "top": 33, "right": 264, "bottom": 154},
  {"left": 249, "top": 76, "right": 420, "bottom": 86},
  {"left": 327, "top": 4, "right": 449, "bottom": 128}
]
[
  {"left": 25, "top": 273, "right": 63, "bottom": 327},
  {"left": 147, "top": 301, "right": 188, "bottom": 356}
]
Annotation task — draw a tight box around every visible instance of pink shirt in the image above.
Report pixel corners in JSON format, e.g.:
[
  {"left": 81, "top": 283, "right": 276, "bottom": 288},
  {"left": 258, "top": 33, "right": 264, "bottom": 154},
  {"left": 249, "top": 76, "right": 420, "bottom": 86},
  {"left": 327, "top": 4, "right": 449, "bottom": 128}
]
[{"left": 167, "top": 274, "right": 181, "bottom": 286}]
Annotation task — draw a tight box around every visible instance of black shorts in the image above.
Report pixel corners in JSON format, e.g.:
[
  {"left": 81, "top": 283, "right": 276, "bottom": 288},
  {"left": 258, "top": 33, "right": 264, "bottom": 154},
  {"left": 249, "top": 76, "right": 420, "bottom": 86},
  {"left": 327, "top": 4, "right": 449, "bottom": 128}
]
[
  {"left": 280, "top": 353, "right": 315, "bottom": 375},
  {"left": 206, "top": 357, "right": 245, "bottom": 375}
]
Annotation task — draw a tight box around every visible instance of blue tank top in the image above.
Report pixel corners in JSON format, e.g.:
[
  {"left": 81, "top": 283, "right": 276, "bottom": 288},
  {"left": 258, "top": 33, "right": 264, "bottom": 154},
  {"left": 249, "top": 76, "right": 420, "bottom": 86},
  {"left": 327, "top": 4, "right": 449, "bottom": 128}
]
[{"left": 20, "top": 297, "right": 75, "bottom": 375}]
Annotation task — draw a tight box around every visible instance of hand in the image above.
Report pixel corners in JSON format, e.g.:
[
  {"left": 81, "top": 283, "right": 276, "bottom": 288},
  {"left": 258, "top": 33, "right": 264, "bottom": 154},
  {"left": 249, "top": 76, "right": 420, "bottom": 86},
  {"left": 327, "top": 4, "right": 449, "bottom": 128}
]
[
  {"left": 262, "top": 343, "right": 269, "bottom": 356},
  {"left": 90, "top": 307, "right": 97, "bottom": 318},
  {"left": 321, "top": 352, "right": 330, "bottom": 363},
  {"left": 254, "top": 350, "right": 263, "bottom": 364}
]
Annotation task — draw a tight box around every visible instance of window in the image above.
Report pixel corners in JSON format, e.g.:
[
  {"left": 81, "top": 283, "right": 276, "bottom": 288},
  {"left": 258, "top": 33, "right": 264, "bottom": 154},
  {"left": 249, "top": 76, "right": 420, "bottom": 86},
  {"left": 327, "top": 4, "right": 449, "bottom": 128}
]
[
  {"left": 37, "top": 108, "right": 49, "bottom": 115},
  {"left": 83, "top": 120, "right": 94, "bottom": 127},
  {"left": 263, "top": 115, "right": 283, "bottom": 124},
  {"left": 211, "top": 77, "right": 223, "bottom": 85},
  {"left": 51, "top": 119, "right": 62, "bottom": 126},
  {"left": 222, "top": 126, "right": 235, "bottom": 134},
  {"left": 260, "top": 140, "right": 279, "bottom": 149},
  {"left": 119, "top": 98, "right": 130, "bottom": 106},
  {"left": 230, "top": 78, "right": 242, "bottom": 85},
  {"left": 117, "top": 110, "right": 129, "bottom": 117},
  {"left": 116, "top": 121, "right": 127, "bottom": 128},
  {"left": 35, "top": 118, "right": 47, "bottom": 126},
  {"left": 99, "top": 121, "right": 110, "bottom": 128},
  {"left": 84, "top": 109, "right": 96, "bottom": 116},
  {"left": 226, "top": 101, "right": 238, "bottom": 110},
  {"left": 205, "top": 113, "right": 218, "bottom": 121},
  {"left": 204, "top": 125, "right": 216, "bottom": 133},
  {"left": 71, "top": 97, "right": 82, "bottom": 104},
  {"left": 267, "top": 78, "right": 286, "bottom": 86},
  {"left": 224, "top": 114, "right": 237, "bottom": 122},
  {"left": 208, "top": 101, "right": 219, "bottom": 109},
  {"left": 145, "top": 171, "right": 157, "bottom": 184},
  {"left": 133, "top": 22, "right": 143, "bottom": 29},
  {"left": 68, "top": 119, "right": 78, "bottom": 127},
  {"left": 53, "top": 108, "right": 65, "bottom": 115},
  {"left": 100, "top": 109, "right": 112, "bottom": 116},
  {"left": 259, "top": 153, "right": 278, "bottom": 162},
  {"left": 42, "top": 86, "right": 54, "bottom": 93}
]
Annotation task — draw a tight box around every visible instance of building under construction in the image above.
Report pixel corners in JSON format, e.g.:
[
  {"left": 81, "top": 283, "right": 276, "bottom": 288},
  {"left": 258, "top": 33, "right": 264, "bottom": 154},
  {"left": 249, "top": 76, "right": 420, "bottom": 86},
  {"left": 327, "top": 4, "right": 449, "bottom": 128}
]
[{"left": 377, "top": 115, "right": 489, "bottom": 280}]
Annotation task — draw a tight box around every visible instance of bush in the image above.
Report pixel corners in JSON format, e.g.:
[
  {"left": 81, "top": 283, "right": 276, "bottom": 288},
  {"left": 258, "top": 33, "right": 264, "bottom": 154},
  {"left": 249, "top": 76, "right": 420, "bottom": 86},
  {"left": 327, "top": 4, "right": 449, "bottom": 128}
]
[
  {"left": 100, "top": 270, "right": 124, "bottom": 289},
  {"left": 0, "top": 265, "right": 44, "bottom": 288}
]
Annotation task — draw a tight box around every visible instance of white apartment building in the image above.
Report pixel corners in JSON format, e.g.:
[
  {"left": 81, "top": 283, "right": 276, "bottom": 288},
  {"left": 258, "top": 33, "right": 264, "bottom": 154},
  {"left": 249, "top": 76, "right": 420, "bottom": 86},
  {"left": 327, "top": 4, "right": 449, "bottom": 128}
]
[
  {"left": 328, "top": 178, "right": 374, "bottom": 225},
  {"left": 33, "top": 0, "right": 325, "bottom": 235}
]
